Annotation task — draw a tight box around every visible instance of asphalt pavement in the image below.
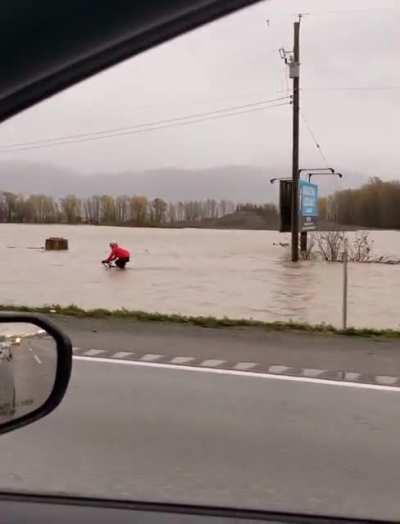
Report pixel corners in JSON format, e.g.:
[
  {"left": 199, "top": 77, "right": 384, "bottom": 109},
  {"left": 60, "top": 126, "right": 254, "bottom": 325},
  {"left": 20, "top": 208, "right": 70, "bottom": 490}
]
[
  {"left": 55, "top": 315, "right": 400, "bottom": 385},
  {"left": 15, "top": 336, "right": 57, "bottom": 410},
  {"left": 0, "top": 335, "right": 57, "bottom": 423},
  {"left": 1, "top": 318, "right": 400, "bottom": 520},
  {"left": 0, "top": 358, "right": 400, "bottom": 520}
]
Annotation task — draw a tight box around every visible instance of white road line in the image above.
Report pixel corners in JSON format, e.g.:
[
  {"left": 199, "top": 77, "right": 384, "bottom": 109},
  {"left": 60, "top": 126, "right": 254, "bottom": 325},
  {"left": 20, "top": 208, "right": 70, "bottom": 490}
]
[
  {"left": 73, "top": 356, "right": 400, "bottom": 392},
  {"left": 268, "top": 365, "right": 290, "bottom": 374},
  {"left": 200, "top": 359, "right": 225, "bottom": 367},
  {"left": 344, "top": 372, "right": 361, "bottom": 381},
  {"left": 112, "top": 351, "right": 133, "bottom": 359},
  {"left": 302, "top": 368, "right": 325, "bottom": 378},
  {"left": 140, "top": 354, "right": 163, "bottom": 362},
  {"left": 28, "top": 347, "right": 42, "bottom": 364},
  {"left": 376, "top": 375, "right": 399, "bottom": 385},
  {"left": 84, "top": 349, "right": 105, "bottom": 357},
  {"left": 169, "top": 357, "right": 195, "bottom": 364},
  {"left": 234, "top": 362, "right": 257, "bottom": 371}
]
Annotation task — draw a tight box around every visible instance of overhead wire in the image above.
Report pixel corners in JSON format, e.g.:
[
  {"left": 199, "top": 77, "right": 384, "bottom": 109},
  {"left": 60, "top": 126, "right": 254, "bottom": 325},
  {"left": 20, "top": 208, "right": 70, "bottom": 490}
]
[
  {"left": 0, "top": 95, "right": 290, "bottom": 152},
  {"left": 300, "top": 109, "right": 329, "bottom": 168},
  {"left": 0, "top": 99, "right": 291, "bottom": 154},
  {"left": 267, "top": 7, "right": 400, "bottom": 18},
  {"left": 302, "top": 85, "right": 400, "bottom": 91},
  {"left": 300, "top": 110, "right": 344, "bottom": 226},
  {"left": 309, "top": 7, "right": 400, "bottom": 15},
  {"left": 6, "top": 4, "right": 393, "bottom": 155}
]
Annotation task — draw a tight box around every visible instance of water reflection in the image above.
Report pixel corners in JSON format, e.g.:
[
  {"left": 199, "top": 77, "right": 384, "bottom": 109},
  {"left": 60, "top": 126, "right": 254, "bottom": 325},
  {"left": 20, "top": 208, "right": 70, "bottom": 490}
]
[
  {"left": 270, "top": 257, "right": 317, "bottom": 321},
  {"left": 0, "top": 225, "right": 399, "bottom": 328}
]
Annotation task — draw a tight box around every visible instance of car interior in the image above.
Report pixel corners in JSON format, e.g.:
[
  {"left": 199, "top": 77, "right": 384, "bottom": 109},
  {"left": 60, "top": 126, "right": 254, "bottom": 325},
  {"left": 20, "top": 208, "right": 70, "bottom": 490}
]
[{"left": 0, "top": 1, "right": 395, "bottom": 523}]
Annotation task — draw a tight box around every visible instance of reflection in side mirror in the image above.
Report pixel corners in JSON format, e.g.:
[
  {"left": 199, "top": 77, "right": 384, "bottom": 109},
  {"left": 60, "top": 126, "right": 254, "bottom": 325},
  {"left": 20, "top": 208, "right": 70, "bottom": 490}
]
[
  {"left": 0, "top": 326, "right": 56, "bottom": 423},
  {"left": 0, "top": 314, "right": 72, "bottom": 435}
]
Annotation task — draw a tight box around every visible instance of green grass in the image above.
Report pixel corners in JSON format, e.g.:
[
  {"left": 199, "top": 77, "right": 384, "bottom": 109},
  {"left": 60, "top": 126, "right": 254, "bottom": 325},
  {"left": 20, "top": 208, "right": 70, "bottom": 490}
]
[{"left": 0, "top": 303, "right": 400, "bottom": 339}]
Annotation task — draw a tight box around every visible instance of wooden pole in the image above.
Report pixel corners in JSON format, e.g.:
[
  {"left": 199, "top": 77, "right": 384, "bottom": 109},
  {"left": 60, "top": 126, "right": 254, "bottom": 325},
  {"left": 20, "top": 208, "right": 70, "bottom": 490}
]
[
  {"left": 342, "top": 238, "right": 348, "bottom": 330},
  {"left": 291, "top": 20, "right": 300, "bottom": 262}
]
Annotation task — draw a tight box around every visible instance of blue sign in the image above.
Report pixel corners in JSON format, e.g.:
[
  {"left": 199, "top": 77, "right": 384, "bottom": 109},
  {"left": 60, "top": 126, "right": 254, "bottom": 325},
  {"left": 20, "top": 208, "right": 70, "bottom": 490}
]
[{"left": 299, "top": 180, "right": 318, "bottom": 217}]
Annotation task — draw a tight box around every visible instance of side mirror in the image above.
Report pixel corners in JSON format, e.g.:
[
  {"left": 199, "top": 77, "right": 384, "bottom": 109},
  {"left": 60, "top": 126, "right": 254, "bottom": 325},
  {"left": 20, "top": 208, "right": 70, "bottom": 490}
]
[{"left": 0, "top": 313, "right": 72, "bottom": 435}]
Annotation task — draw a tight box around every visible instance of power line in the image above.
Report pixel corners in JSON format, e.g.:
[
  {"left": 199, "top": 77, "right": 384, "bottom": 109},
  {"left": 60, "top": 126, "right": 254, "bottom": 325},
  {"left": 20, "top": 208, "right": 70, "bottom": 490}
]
[
  {"left": 0, "top": 95, "right": 290, "bottom": 152},
  {"left": 310, "top": 7, "right": 400, "bottom": 15},
  {"left": 0, "top": 101, "right": 290, "bottom": 154},
  {"left": 300, "top": 110, "right": 329, "bottom": 167},
  {"left": 302, "top": 85, "right": 400, "bottom": 91},
  {"left": 268, "top": 7, "right": 400, "bottom": 18}
]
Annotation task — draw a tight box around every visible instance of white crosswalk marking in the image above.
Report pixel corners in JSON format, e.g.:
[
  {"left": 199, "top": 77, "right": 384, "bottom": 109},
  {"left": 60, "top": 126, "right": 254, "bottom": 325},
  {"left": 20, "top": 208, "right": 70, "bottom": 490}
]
[
  {"left": 140, "top": 354, "right": 163, "bottom": 362},
  {"left": 200, "top": 359, "right": 225, "bottom": 367},
  {"left": 112, "top": 352, "right": 133, "bottom": 359},
  {"left": 344, "top": 372, "right": 361, "bottom": 381},
  {"left": 268, "top": 365, "right": 290, "bottom": 374},
  {"left": 169, "top": 357, "right": 195, "bottom": 364},
  {"left": 302, "top": 368, "right": 325, "bottom": 378},
  {"left": 234, "top": 362, "right": 257, "bottom": 371},
  {"left": 84, "top": 349, "right": 105, "bottom": 356},
  {"left": 375, "top": 375, "right": 398, "bottom": 385}
]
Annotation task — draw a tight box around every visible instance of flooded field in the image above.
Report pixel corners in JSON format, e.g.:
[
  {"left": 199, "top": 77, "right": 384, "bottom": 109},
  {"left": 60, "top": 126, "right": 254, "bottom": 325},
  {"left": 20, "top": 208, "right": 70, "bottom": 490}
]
[{"left": 1, "top": 224, "right": 399, "bottom": 329}]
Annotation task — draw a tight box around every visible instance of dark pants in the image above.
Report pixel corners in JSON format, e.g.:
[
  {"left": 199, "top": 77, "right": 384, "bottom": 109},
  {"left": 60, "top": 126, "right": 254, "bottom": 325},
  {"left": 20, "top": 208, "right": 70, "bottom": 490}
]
[{"left": 115, "top": 257, "right": 129, "bottom": 269}]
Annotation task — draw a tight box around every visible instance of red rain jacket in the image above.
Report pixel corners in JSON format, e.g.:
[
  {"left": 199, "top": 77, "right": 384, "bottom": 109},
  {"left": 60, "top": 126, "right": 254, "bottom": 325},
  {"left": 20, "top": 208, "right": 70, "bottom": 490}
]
[{"left": 106, "top": 245, "right": 130, "bottom": 262}]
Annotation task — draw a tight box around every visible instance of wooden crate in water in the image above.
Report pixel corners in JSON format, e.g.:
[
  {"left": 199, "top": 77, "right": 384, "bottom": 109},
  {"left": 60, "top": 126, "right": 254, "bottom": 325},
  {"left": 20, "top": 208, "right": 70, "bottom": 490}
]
[{"left": 45, "top": 237, "right": 68, "bottom": 250}]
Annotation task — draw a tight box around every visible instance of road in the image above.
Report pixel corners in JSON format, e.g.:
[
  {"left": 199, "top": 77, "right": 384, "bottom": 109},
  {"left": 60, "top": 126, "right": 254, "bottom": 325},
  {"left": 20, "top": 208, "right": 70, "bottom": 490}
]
[
  {"left": 1, "top": 334, "right": 57, "bottom": 423},
  {"left": 0, "top": 356, "right": 400, "bottom": 521},
  {"left": 56, "top": 315, "right": 400, "bottom": 385}
]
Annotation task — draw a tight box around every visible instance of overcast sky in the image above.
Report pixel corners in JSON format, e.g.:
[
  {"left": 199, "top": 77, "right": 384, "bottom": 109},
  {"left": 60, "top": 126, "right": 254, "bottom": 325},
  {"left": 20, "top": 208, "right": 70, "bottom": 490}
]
[{"left": 0, "top": 0, "right": 399, "bottom": 183}]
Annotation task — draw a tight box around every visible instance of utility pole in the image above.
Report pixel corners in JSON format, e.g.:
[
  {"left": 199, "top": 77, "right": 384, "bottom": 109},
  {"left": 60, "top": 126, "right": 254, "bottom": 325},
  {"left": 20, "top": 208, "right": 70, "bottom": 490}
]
[
  {"left": 278, "top": 18, "right": 340, "bottom": 260},
  {"left": 291, "top": 17, "right": 301, "bottom": 262}
]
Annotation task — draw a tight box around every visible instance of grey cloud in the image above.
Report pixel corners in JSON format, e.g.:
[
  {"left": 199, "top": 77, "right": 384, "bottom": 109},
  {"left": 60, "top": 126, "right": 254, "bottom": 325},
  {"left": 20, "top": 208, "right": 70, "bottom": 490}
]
[{"left": 0, "top": 0, "right": 398, "bottom": 192}]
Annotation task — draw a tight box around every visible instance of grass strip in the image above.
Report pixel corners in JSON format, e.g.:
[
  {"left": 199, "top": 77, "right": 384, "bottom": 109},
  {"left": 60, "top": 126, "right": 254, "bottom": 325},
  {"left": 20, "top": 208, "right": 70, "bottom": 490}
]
[{"left": 0, "top": 303, "right": 399, "bottom": 339}]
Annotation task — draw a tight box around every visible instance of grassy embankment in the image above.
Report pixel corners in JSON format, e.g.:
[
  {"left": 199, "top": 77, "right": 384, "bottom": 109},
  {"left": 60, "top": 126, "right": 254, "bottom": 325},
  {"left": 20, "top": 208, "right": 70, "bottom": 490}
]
[{"left": 0, "top": 304, "right": 399, "bottom": 339}]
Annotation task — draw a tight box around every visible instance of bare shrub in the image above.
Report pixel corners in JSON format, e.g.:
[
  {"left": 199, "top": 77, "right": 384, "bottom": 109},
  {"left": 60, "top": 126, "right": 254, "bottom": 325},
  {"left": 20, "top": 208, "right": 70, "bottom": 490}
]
[
  {"left": 313, "top": 231, "right": 344, "bottom": 262},
  {"left": 347, "top": 232, "right": 373, "bottom": 262},
  {"left": 307, "top": 230, "right": 373, "bottom": 262}
]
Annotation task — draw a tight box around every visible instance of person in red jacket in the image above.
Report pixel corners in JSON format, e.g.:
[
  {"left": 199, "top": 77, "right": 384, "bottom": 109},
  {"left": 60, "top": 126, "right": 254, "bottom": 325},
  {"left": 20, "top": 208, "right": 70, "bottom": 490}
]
[{"left": 102, "top": 242, "right": 130, "bottom": 269}]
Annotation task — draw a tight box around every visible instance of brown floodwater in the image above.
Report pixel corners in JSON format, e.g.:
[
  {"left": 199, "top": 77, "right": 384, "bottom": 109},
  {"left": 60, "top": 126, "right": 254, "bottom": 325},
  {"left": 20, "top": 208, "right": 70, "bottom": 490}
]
[{"left": 1, "top": 224, "right": 399, "bottom": 329}]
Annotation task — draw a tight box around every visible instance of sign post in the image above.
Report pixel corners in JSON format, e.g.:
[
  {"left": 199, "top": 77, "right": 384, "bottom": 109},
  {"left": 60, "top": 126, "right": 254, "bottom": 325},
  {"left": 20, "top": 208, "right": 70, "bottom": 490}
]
[
  {"left": 298, "top": 180, "right": 318, "bottom": 254},
  {"left": 279, "top": 180, "right": 293, "bottom": 233},
  {"left": 278, "top": 179, "right": 319, "bottom": 235},
  {"left": 275, "top": 170, "right": 340, "bottom": 255},
  {"left": 342, "top": 237, "right": 348, "bottom": 330},
  {"left": 299, "top": 180, "right": 318, "bottom": 231}
]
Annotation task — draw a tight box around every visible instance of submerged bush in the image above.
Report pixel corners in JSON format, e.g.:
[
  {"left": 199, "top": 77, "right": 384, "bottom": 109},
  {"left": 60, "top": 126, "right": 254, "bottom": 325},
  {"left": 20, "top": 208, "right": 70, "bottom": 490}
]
[{"left": 306, "top": 231, "right": 373, "bottom": 263}]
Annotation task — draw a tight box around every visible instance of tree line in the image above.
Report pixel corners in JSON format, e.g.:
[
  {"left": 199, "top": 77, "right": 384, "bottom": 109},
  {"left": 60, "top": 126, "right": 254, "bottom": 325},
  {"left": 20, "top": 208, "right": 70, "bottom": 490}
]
[
  {"left": 6, "top": 179, "right": 399, "bottom": 229},
  {"left": 0, "top": 192, "right": 243, "bottom": 226},
  {"left": 318, "top": 177, "right": 400, "bottom": 229},
  {"left": 237, "top": 203, "right": 279, "bottom": 225}
]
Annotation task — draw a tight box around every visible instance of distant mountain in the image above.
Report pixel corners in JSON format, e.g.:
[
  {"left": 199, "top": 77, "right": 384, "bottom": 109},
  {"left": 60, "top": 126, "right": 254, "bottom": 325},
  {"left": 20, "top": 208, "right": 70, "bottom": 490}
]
[{"left": 0, "top": 161, "right": 371, "bottom": 202}]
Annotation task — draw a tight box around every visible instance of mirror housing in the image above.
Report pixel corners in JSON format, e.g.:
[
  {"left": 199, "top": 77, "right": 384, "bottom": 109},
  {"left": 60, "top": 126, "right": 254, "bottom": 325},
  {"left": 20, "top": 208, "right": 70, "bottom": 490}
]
[{"left": 0, "top": 312, "right": 72, "bottom": 435}]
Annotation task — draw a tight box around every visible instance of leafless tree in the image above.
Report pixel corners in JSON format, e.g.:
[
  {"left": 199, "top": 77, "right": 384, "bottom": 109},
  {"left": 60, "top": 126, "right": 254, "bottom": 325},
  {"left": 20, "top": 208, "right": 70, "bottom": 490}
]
[
  {"left": 130, "top": 196, "right": 148, "bottom": 225},
  {"left": 115, "top": 195, "right": 130, "bottom": 225},
  {"left": 83, "top": 195, "right": 101, "bottom": 224},
  {"left": 61, "top": 194, "right": 82, "bottom": 223}
]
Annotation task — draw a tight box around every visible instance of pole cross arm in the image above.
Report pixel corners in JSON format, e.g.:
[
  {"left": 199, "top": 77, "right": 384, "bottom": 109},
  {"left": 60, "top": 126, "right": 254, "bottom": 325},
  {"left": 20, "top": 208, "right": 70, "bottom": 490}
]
[
  {"left": 297, "top": 168, "right": 343, "bottom": 182},
  {"left": 270, "top": 177, "right": 292, "bottom": 184}
]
